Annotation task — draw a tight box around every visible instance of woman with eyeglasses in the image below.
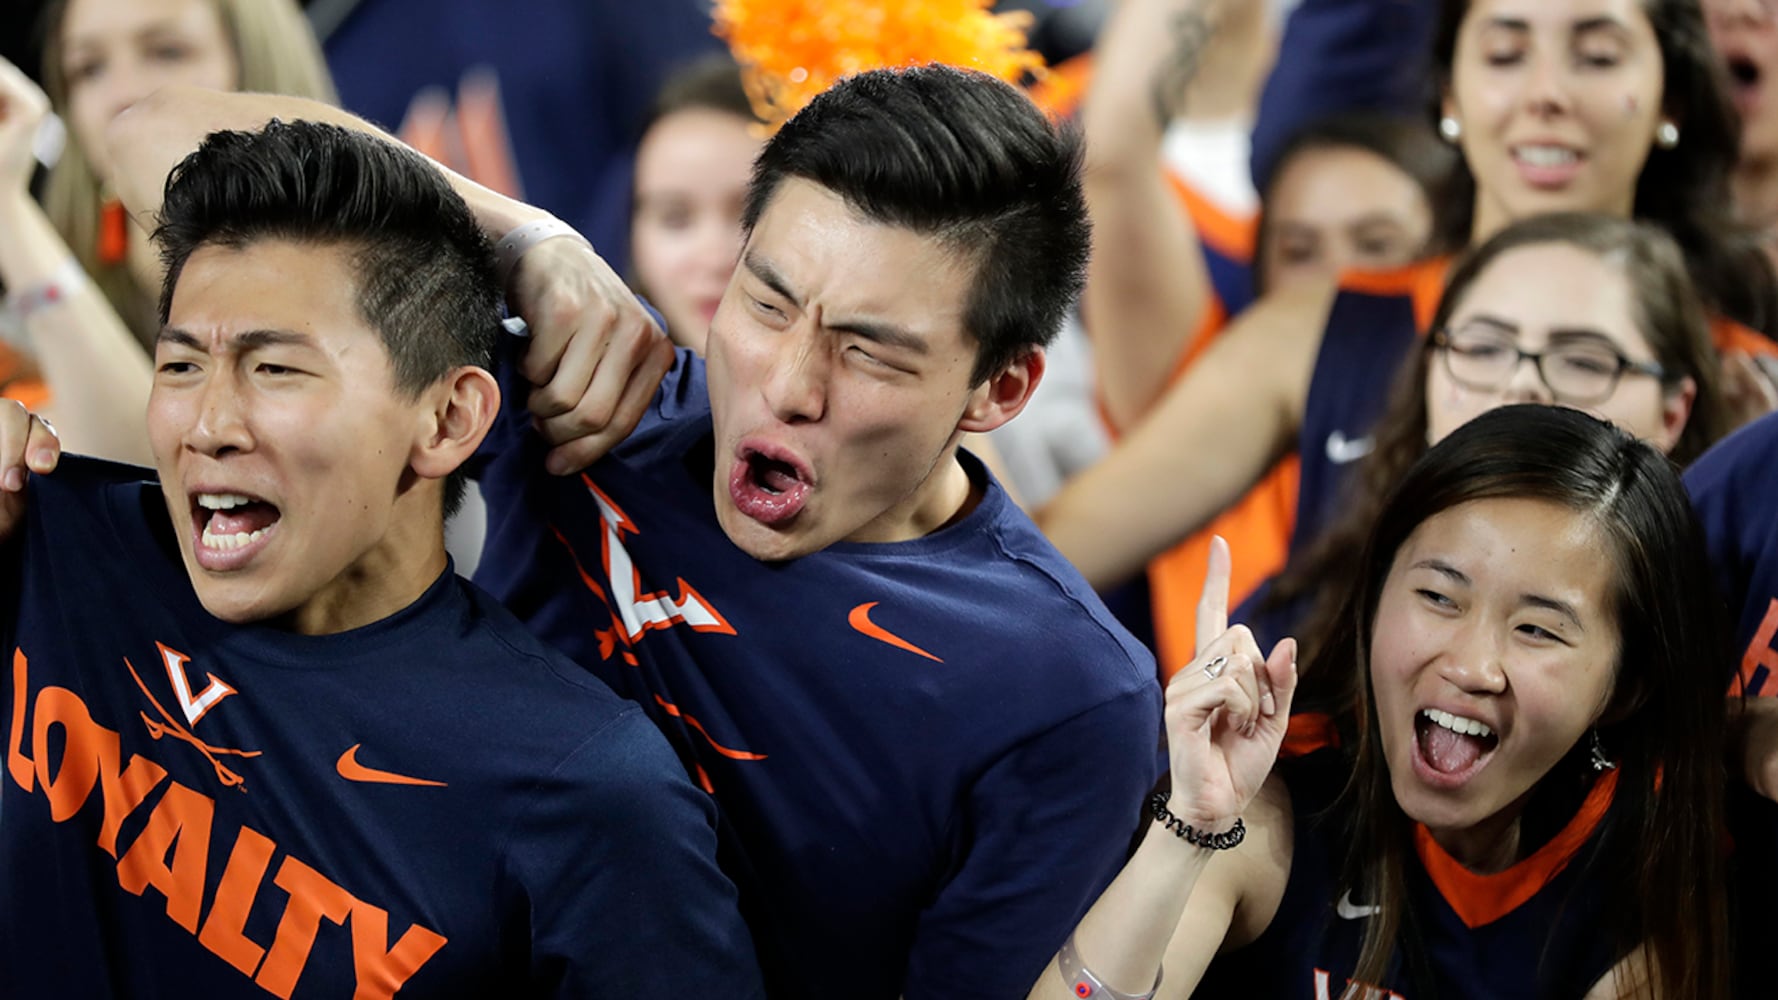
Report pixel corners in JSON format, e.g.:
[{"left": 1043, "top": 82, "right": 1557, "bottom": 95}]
[
  {"left": 1252, "top": 211, "right": 1730, "bottom": 664},
  {"left": 1038, "top": 0, "right": 1778, "bottom": 613}
]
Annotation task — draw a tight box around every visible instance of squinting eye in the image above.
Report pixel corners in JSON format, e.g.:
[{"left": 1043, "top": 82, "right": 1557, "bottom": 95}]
[{"left": 1416, "top": 589, "right": 1456, "bottom": 608}]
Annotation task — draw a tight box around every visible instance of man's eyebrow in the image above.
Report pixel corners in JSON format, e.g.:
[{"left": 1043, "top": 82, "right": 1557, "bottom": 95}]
[
  {"left": 826, "top": 318, "right": 930, "bottom": 355},
  {"left": 741, "top": 251, "right": 929, "bottom": 354},
  {"left": 156, "top": 327, "right": 317, "bottom": 350},
  {"left": 741, "top": 251, "right": 799, "bottom": 306}
]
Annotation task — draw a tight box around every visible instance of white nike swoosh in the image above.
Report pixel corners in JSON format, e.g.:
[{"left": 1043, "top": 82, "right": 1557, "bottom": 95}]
[
  {"left": 1336, "top": 890, "right": 1381, "bottom": 920},
  {"left": 1325, "top": 430, "right": 1375, "bottom": 465}
]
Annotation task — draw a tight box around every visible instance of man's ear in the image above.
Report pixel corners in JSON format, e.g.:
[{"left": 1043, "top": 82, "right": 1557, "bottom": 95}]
[
  {"left": 409, "top": 366, "right": 501, "bottom": 482},
  {"left": 958, "top": 348, "right": 1045, "bottom": 434}
]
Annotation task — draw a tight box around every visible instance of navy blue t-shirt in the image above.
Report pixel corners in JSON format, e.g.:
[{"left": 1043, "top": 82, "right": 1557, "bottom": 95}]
[
  {"left": 474, "top": 349, "right": 1164, "bottom": 999},
  {"left": 0, "top": 456, "right": 762, "bottom": 998},
  {"left": 1685, "top": 412, "right": 1778, "bottom": 996},
  {"left": 1199, "top": 750, "right": 1626, "bottom": 998},
  {"left": 1686, "top": 410, "right": 1778, "bottom": 697}
]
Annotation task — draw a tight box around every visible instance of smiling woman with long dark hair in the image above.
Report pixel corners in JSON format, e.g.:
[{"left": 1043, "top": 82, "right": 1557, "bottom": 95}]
[{"left": 1028, "top": 404, "right": 1730, "bottom": 1000}]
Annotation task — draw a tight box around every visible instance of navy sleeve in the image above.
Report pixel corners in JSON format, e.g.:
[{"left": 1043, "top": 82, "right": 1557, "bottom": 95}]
[
  {"left": 1250, "top": 0, "right": 1440, "bottom": 189},
  {"left": 503, "top": 707, "right": 765, "bottom": 997},
  {"left": 900, "top": 686, "right": 1163, "bottom": 999},
  {"left": 1685, "top": 413, "right": 1778, "bottom": 696}
]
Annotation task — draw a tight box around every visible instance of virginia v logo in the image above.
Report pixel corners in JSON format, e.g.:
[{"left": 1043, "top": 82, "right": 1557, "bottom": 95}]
[
  {"left": 583, "top": 476, "right": 735, "bottom": 644},
  {"left": 159, "top": 642, "right": 236, "bottom": 726}
]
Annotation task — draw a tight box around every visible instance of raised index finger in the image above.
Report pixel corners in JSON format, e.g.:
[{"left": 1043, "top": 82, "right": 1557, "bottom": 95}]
[{"left": 1195, "top": 534, "right": 1232, "bottom": 658}]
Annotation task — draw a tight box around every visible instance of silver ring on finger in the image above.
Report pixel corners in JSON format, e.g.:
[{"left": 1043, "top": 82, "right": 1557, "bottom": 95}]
[{"left": 1202, "top": 655, "right": 1229, "bottom": 680}]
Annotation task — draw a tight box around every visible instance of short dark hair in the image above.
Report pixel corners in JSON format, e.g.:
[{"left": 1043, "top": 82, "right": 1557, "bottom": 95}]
[
  {"left": 153, "top": 119, "right": 501, "bottom": 516},
  {"left": 741, "top": 64, "right": 1090, "bottom": 384}
]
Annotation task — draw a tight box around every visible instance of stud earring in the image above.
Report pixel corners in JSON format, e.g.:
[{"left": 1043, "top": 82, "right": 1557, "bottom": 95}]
[
  {"left": 1438, "top": 116, "right": 1462, "bottom": 143},
  {"left": 1655, "top": 120, "right": 1680, "bottom": 150},
  {"left": 1589, "top": 729, "right": 1616, "bottom": 772}
]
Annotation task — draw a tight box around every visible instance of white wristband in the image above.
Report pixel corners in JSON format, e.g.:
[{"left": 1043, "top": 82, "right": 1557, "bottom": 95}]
[{"left": 493, "top": 218, "right": 591, "bottom": 293}]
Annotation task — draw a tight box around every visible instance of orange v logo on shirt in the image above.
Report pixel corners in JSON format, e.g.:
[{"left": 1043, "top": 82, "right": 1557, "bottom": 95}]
[
  {"left": 848, "top": 603, "right": 943, "bottom": 663},
  {"left": 160, "top": 642, "right": 236, "bottom": 726}
]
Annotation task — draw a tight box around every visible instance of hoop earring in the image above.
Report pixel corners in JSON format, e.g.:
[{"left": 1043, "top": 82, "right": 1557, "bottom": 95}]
[
  {"left": 1655, "top": 120, "right": 1680, "bottom": 150},
  {"left": 1589, "top": 729, "right": 1616, "bottom": 772},
  {"left": 1438, "top": 116, "right": 1462, "bottom": 143}
]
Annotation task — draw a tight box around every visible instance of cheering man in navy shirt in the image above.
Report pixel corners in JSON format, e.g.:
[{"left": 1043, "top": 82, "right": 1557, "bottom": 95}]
[
  {"left": 0, "top": 120, "right": 759, "bottom": 998},
  {"left": 78, "top": 65, "right": 1165, "bottom": 1000}
]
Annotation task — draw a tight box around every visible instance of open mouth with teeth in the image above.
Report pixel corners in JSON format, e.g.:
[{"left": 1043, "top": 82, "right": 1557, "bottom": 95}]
[
  {"left": 1510, "top": 144, "right": 1585, "bottom": 187},
  {"left": 192, "top": 491, "right": 281, "bottom": 565},
  {"left": 1414, "top": 707, "right": 1500, "bottom": 782},
  {"left": 727, "top": 447, "right": 812, "bottom": 527}
]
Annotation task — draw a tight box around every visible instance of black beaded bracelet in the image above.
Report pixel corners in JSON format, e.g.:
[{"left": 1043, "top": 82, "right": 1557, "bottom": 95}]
[{"left": 1148, "top": 792, "right": 1246, "bottom": 850}]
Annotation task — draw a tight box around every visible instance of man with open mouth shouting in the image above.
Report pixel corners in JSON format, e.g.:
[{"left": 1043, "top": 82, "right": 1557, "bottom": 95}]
[
  {"left": 89, "top": 65, "right": 1165, "bottom": 999},
  {"left": 468, "top": 66, "right": 1166, "bottom": 1000},
  {"left": 0, "top": 120, "right": 760, "bottom": 997}
]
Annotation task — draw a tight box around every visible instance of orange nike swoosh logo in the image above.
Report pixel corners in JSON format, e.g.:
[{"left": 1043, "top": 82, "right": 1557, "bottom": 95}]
[
  {"left": 848, "top": 602, "right": 943, "bottom": 663},
  {"left": 336, "top": 744, "right": 447, "bottom": 787}
]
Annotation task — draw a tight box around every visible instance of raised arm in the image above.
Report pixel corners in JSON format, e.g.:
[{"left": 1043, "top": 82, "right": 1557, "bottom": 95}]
[
  {"left": 1037, "top": 277, "right": 1330, "bottom": 589},
  {"left": 1082, "top": 0, "right": 1261, "bottom": 431},
  {"left": 1027, "top": 540, "right": 1297, "bottom": 1000},
  {"left": 0, "top": 59, "right": 151, "bottom": 464},
  {"left": 108, "top": 85, "right": 672, "bottom": 473}
]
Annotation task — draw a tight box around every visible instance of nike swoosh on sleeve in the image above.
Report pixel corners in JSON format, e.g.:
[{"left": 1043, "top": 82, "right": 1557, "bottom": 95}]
[
  {"left": 1324, "top": 430, "right": 1376, "bottom": 465},
  {"left": 848, "top": 602, "right": 943, "bottom": 663},
  {"left": 1335, "top": 889, "right": 1381, "bottom": 920},
  {"left": 336, "top": 744, "right": 448, "bottom": 787}
]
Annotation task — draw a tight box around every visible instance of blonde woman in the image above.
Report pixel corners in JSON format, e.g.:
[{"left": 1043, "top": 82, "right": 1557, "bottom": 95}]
[{"left": 0, "top": 0, "right": 333, "bottom": 459}]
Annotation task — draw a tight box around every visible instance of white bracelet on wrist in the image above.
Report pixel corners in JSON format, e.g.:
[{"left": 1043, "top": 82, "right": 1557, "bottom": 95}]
[{"left": 492, "top": 218, "right": 591, "bottom": 293}]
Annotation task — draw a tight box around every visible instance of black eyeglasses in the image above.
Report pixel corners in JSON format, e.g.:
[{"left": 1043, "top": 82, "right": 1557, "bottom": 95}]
[{"left": 1430, "top": 325, "right": 1668, "bottom": 405}]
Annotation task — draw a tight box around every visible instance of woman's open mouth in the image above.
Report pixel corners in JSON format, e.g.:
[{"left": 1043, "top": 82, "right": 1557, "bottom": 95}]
[{"left": 1412, "top": 707, "right": 1501, "bottom": 787}]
